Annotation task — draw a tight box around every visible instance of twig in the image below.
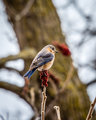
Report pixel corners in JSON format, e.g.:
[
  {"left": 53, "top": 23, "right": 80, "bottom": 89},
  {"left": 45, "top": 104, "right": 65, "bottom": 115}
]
[
  {"left": 54, "top": 106, "right": 61, "bottom": 120},
  {"left": 41, "top": 86, "right": 47, "bottom": 120},
  {"left": 30, "top": 88, "right": 39, "bottom": 118},
  {"left": 30, "top": 88, "right": 35, "bottom": 105},
  {"left": 3, "top": 0, "right": 16, "bottom": 18},
  {"left": 0, "top": 48, "right": 36, "bottom": 67},
  {"left": 22, "top": 77, "right": 29, "bottom": 94},
  {"left": 0, "top": 115, "right": 4, "bottom": 120},
  {"left": 0, "top": 81, "right": 34, "bottom": 109},
  {"left": 86, "top": 79, "right": 96, "bottom": 86},
  {"left": 15, "top": 0, "right": 35, "bottom": 21},
  {"left": 86, "top": 97, "right": 96, "bottom": 120}
]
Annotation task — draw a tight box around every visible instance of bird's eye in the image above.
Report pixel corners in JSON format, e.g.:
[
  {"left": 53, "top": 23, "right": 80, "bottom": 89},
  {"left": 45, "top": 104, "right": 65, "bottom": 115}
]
[{"left": 51, "top": 47, "right": 54, "bottom": 50}]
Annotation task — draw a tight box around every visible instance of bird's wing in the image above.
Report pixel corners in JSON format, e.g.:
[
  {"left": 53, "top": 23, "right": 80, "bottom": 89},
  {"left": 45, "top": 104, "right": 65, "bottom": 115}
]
[{"left": 30, "top": 53, "right": 54, "bottom": 69}]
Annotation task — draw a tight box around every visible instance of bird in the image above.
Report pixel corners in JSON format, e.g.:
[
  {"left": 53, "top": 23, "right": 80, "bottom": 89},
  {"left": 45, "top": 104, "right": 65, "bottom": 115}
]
[{"left": 24, "top": 45, "right": 58, "bottom": 79}]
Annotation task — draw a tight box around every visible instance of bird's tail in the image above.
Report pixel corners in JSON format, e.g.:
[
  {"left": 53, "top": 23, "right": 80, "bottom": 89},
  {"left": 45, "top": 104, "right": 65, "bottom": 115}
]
[{"left": 24, "top": 68, "right": 37, "bottom": 79}]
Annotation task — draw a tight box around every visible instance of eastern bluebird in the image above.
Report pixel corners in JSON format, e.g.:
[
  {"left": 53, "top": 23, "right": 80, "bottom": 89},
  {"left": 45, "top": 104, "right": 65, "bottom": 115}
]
[{"left": 24, "top": 45, "right": 57, "bottom": 79}]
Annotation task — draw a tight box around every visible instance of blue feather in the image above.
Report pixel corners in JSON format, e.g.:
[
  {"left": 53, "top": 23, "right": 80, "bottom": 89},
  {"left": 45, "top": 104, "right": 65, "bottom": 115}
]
[{"left": 24, "top": 68, "right": 37, "bottom": 79}]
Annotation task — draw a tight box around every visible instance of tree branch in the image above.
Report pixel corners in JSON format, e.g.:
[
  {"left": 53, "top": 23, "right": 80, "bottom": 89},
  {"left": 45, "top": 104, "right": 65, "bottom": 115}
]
[
  {"left": 0, "top": 81, "right": 35, "bottom": 110},
  {"left": 0, "top": 81, "right": 22, "bottom": 94},
  {"left": 15, "top": 0, "right": 35, "bottom": 21},
  {"left": 86, "top": 97, "right": 96, "bottom": 120},
  {"left": 86, "top": 79, "right": 96, "bottom": 86},
  {"left": 0, "top": 48, "right": 36, "bottom": 67},
  {"left": 54, "top": 106, "right": 61, "bottom": 120},
  {"left": 41, "top": 86, "right": 47, "bottom": 120},
  {"left": 30, "top": 88, "right": 39, "bottom": 118}
]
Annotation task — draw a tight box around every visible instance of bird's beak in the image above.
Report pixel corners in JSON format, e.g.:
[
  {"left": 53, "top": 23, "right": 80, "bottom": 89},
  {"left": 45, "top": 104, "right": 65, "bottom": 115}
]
[{"left": 55, "top": 50, "right": 58, "bottom": 53}]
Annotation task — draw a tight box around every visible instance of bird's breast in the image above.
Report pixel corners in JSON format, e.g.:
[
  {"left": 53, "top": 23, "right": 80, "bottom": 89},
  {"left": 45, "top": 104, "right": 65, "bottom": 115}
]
[{"left": 38, "top": 58, "right": 54, "bottom": 71}]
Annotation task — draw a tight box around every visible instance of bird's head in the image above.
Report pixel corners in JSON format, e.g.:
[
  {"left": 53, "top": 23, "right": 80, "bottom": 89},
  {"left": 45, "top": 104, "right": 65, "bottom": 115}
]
[{"left": 45, "top": 45, "right": 58, "bottom": 54}]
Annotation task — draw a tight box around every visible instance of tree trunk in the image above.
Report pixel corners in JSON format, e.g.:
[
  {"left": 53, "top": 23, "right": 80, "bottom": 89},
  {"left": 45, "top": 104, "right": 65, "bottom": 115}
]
[{"left": 1, "top": 0, "right": 94, "bottom": 120}]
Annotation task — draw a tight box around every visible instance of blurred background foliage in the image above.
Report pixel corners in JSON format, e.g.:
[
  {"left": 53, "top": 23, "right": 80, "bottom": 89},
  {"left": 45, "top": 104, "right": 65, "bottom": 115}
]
[{"left": 0, "top": 0, "right": 96, "bottom": 120}]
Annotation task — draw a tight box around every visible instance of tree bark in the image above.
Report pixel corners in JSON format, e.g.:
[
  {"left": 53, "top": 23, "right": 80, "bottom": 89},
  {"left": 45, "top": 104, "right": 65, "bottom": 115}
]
[{"left": 1, "top": 0, "right": 95, "bottom": 120}]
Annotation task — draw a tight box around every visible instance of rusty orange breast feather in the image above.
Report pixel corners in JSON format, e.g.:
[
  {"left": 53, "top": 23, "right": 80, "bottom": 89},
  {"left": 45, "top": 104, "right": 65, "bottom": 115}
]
[{"left": 47, "top": 47, "right": 54, "bottom": 53}]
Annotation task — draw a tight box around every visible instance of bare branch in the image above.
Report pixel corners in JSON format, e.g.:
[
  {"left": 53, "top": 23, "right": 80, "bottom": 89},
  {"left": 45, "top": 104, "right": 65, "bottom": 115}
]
[
  {"left": 3, "top": 66, "right": 22, "bottom": 73},
  {"left": 41, "top": 86, "right": 47, "bottom": 120},
  {"left": 86, "top": 97, "right": 96, "bottom": 120},
  {"left": 30, "top": 88, "right": 35, "bottom": 105},
  {"left": 86, "top": 79, "right": 96, "bottom": 86},
  {"left": 0, "top": 81, "right": 35, "bottom": 111},
  {"left": 0, "top": 48, "right": 36, "bottom": 67},
  {"left": 3, "top": 0, "right": 16, "bottom": 18},
  {"left": 0, "top": 115, "right": 4, "bottom": 120},
  {"left": 0, "top": 81, "right": 22, "bottom": 94},
  {"left": 30, "top": 88, "right": 39, "bottom": 118},
  {"left": 54, "top": 106, "right": 61, "bottom": 120},
  {"left": 15, "top": 0, "right": 35, "bottom": 21}
]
